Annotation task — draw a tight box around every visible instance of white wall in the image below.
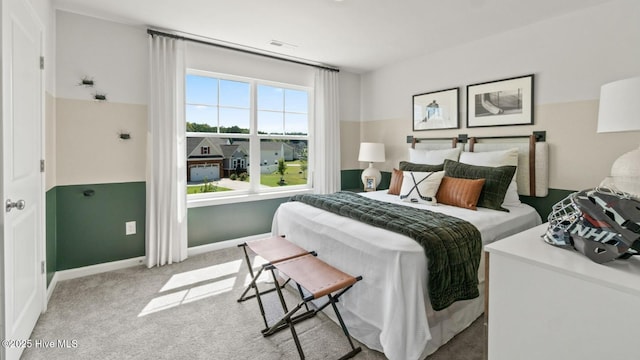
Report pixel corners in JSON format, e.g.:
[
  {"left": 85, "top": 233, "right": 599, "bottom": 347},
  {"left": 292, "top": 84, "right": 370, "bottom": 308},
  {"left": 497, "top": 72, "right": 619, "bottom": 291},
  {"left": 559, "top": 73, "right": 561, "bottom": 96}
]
[
  {"left": 362, "top": 0, "right": 640, "bottom": 121},
  {"left": 338, "top": 70, "right": 362, "bottom": 170},
  {"left": 339, "top": 71, "right": 361, "bottom": 122},
  {"left": 54, "top": 10, "right": 365, "bottom": 186},
  {"left": 56, "top": 10, "right": 147, "bottom": 105},
  {"left": 57, "top": 2, "right": 640, "bottom": 190},
  {"left": 55, "top": 11, "right": 148, "bottom": 186},
  {"left": 358, "top": 0, "right": 640, "bottom": 191},
  {"left": 186, "top": 42, "right": 314, "bottom": 87}
]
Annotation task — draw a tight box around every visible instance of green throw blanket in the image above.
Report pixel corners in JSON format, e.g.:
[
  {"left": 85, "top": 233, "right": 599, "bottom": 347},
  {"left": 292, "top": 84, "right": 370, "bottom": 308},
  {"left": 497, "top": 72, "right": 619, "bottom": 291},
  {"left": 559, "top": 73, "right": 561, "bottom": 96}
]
[{"left": 291, "top": 191, "right": 481, "bottom": 311}]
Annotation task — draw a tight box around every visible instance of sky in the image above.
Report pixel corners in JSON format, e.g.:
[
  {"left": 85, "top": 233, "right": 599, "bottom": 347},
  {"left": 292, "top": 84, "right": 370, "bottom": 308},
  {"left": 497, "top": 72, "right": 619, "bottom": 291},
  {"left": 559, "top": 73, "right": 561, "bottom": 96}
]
[{"left": 185, "top": 74, "right": 309, "bottom": 135}]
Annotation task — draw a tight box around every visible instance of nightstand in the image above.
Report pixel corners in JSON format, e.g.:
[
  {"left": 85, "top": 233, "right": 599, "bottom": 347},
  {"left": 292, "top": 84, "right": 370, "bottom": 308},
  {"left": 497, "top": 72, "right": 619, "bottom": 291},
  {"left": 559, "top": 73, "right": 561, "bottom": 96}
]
[{"left": 484, "top": 223, "right": 640, "bottom": 360}]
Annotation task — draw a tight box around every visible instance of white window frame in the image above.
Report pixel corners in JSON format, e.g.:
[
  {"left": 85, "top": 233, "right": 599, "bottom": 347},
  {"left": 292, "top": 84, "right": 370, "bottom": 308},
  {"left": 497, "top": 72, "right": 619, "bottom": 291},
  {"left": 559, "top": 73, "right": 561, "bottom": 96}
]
[{"left": 186, "top": 70, "right": 314, "bottom": 208}]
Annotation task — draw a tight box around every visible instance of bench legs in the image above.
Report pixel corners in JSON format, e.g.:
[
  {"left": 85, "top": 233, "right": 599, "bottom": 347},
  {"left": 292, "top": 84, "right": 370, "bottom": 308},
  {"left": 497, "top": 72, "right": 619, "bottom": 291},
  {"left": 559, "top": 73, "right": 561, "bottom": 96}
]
[
  {"left": 329, "top": 293, "right": 362, "bottom": 360},
  {"left": 237, "top": 239, "right": 362, "bottom": 359},
  {"left": 260, "top": 267, "right": 317, "bottom": 337},
  {"left": 263, "top": 266, "right": 362, "bottom": 360},
  {"left": 237, "top": 243, "right": 297, "bottom": 331}
]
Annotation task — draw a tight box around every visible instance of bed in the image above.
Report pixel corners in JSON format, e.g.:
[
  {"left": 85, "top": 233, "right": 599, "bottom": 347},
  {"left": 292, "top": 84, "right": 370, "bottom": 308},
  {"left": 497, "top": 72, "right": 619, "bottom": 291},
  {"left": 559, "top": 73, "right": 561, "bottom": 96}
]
[{"left": 271, "top": 133, "right": 548, "bottom": 360}]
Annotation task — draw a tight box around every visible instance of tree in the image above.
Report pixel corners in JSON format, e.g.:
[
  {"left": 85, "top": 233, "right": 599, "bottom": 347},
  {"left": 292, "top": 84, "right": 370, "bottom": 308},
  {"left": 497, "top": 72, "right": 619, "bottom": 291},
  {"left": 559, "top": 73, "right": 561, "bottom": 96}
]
[
  {"left": 186, "top": 122, "right": 217, "bottom": 132},
  {"left": 299, "top": 160, "right": 308, "bottom": 179},
  {"left": 186, "top": 122, "right": 251, "bottom": 134},
  {"left": 277, "top": 158, "right": 287, "bottom": 185},
  {"left": 299, "top": 147, "right": 308, "bottom": 179},
  {"left": 221, "top": 125, "right": 249, "bottom": 134}
]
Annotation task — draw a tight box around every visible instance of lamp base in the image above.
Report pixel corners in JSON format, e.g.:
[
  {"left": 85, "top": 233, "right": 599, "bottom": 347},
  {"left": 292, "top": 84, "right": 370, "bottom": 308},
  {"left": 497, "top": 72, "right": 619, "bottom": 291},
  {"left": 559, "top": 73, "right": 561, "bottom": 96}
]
[
  {"left": 602, "top": 144, "right": 640, "bottom": 197},
  {"left": 611, "top": 145, "right": 640, "bottom": 177},
  {"left": 361, "top": 164, "right": 382, "bottom": 190}
]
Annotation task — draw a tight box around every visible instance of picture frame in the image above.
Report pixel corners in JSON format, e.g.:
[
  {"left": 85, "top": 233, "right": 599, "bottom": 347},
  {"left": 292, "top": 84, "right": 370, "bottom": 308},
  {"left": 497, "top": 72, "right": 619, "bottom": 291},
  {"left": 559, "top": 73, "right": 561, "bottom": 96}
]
[
  {"left": 412, "top": 87, "right": 459, "bottom": 131},
  {"left": 467, "top": 74, "right": 534, "bottom": 128},
  {"left": 364, "top": 176, "right": 376, "bottom": 192}
]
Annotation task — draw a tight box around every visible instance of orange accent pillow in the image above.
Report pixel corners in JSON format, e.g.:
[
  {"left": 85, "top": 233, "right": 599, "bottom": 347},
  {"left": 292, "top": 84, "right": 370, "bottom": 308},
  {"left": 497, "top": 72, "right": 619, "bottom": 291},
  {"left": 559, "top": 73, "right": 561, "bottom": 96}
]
[
  {"left": 436, "top": 176, "right": 485, "bottom": 210},
  {"left": 387, "top": 168, "right": 403, "bottom": 195}
]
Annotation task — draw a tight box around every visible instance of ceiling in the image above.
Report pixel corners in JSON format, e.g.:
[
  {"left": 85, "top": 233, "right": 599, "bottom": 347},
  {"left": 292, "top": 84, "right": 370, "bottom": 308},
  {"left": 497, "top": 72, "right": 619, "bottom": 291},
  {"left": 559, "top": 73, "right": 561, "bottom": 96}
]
[{"left": 54, "top": 0, "right": 612, "bottom": 73}]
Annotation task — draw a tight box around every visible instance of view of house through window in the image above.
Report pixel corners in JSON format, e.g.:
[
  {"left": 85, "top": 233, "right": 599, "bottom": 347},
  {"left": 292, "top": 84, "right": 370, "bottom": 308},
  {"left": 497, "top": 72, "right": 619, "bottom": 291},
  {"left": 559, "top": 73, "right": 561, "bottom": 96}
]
[{"left": 185, "top": 72, "right": 310, "bottom": 196}]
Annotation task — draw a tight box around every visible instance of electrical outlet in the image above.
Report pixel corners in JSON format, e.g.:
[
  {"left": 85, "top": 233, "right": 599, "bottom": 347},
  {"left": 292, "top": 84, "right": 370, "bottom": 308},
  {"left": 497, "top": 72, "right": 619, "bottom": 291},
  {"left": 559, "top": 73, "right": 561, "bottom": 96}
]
[{"left": 125, "top": 221, "right": 136, "bottom": 235}]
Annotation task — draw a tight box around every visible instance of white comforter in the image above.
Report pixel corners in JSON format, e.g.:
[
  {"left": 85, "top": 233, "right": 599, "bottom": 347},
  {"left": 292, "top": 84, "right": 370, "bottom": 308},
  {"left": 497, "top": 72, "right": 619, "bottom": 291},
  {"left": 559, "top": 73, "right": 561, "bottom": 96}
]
[{"left": 271, "top": 191, "right": 541, "bottom": 360}]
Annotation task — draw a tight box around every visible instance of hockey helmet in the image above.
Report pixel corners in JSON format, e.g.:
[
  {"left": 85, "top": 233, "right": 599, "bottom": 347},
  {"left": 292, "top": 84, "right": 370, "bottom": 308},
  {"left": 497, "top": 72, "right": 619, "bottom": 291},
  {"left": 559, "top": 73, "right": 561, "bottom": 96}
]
[{"left": 543, "top": 187, "right": 640, "bottom": 264}]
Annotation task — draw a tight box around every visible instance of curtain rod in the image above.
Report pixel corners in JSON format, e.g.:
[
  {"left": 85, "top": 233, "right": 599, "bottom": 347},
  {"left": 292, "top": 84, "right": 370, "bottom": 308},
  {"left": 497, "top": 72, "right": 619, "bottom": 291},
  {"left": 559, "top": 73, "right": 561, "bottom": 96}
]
[{"left": 147, "top": 29, "right": 340, "bottom": 73}]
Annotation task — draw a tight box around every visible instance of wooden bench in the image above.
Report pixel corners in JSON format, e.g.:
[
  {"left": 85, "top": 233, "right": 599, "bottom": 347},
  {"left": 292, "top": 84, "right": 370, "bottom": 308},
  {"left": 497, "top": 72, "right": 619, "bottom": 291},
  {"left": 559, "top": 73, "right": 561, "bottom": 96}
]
[
  {"left": 263, "top": 253, "right": 362, "bottom": 359},
  {"left": 237, "top": 236, "right": 313, "bottom": 331},
  {"left": 239, "top": 237, "right": 362, "bottom": 359}
]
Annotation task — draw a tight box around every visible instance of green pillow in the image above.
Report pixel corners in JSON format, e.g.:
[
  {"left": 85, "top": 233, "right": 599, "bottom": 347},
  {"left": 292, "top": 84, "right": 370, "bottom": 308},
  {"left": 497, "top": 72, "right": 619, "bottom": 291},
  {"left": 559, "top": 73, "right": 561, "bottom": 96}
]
[
  {"left": 399, "top": 161, "right": 444, "bottom": 172},
  {"left": 443, "top": 159, "right": 516, "bottom": 212}
]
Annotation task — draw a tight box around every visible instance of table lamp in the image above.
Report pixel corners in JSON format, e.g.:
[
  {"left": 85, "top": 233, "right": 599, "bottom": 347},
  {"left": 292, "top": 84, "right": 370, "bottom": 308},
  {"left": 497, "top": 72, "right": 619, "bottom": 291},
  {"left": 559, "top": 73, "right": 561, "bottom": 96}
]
[
  {"left": 597, "top": 76, "right": 640, "bottom": 197},
  {"left": 358, "top": 142, "right": 385, "bottom": 189}
]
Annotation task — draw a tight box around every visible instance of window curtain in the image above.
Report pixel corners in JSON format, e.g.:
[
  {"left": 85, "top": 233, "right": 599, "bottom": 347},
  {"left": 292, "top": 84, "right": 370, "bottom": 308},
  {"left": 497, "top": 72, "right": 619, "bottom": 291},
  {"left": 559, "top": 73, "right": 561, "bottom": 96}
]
[
  {"left": 314, "top": 68, "right": 341, "bottom": 194},
  {"left": 146, "top": 35, "right": 188, "bottom": 267}
]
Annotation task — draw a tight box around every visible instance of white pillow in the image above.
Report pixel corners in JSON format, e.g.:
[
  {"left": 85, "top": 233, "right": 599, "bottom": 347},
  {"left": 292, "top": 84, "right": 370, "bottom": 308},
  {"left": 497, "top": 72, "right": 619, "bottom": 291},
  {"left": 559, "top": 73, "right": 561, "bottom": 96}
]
[
  {"left": 408, "top": 147, "right": 461, "bottom": 165},
  {"left": 399, "top": 171, "right": 445, "bottom": 205},
  {"left": 459, "top": 148, "right": 520, "bottom": 206}
]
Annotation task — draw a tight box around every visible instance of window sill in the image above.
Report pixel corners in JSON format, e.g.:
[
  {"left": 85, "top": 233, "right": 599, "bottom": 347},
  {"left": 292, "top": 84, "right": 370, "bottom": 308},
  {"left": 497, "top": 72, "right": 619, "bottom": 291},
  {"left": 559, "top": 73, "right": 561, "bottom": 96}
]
[{"left": 187, "top": 188, "right": 313, "bottom": 208}]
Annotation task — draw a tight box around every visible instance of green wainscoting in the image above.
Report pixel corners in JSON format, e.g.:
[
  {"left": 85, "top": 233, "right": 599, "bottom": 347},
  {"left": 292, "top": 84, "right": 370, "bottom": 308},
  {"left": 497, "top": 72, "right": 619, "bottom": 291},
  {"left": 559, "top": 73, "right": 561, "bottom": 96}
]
[
  {"left": 50, "top": 181, "right": 288, "bottom": 272},
  {"left": 188, "top": 197, "right": 290, "bottom": 247},
  {"left": 341, "top": 169, "right": 391, "bottom": 192},
  {"left": 55, "top": 182, "right": 146, "bottom": 270},
  {"left": 45, "top": 174, "right": 573, "bottom": 274},
  {"left": 46, "top": 188, "right": 57, "bottom": 286},
  {"left": 520, "top": 188, "right": 575, "bottom": 221}
]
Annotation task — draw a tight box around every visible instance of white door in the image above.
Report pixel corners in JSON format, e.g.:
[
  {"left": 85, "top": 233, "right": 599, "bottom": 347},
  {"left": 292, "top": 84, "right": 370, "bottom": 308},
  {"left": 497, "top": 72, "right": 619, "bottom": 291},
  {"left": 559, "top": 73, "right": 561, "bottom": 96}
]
[{"left": 2, "top": 0, "right": 45, "bottom": 359}]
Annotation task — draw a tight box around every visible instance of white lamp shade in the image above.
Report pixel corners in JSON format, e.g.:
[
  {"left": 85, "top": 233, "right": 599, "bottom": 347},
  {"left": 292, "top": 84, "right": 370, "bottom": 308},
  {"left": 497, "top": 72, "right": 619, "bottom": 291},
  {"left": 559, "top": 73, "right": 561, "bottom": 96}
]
[
  {"left": 596, "top": 76, "right": 640, "bottom": 198},
  {"left": 597, "top": 76, "right": 640, "bottom": 133},
  {"left": 358, "top": 142, "right": 386, "bottom": 163}
]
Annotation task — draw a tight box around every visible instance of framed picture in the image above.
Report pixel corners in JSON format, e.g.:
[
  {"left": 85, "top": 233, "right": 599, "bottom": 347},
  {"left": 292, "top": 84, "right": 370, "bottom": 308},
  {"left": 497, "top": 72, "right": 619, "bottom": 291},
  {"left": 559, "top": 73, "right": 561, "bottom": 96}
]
[
  {"left": 364, "top": 176, "right": 376, "bottom": 192},
  {"left": 467, "top": 74, "right": 534, "bottom": 128},
  {"left": 412, "top": 87, "right": 459, "bottom": 131}
]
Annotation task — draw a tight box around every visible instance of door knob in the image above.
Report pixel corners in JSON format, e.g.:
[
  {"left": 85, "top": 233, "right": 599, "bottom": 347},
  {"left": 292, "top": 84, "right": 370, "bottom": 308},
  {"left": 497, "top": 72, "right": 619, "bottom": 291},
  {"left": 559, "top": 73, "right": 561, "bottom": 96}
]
[{"left": 6, "top": 199, "right": 25, "bottom": 212}]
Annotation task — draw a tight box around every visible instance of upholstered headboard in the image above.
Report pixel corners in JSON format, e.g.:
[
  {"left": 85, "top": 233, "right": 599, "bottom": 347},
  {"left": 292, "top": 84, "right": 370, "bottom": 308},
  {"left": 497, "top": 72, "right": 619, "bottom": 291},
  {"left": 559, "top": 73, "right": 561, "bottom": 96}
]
[{"left": 408, "top": 132, "right": 549, "bottom": 197}]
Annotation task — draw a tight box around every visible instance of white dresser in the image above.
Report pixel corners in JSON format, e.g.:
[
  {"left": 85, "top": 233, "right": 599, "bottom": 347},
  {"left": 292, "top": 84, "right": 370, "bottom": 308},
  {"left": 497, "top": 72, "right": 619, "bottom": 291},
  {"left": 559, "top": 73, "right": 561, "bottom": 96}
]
[{"left": 485, "top": 223, "right": 640, "bottom": 360}]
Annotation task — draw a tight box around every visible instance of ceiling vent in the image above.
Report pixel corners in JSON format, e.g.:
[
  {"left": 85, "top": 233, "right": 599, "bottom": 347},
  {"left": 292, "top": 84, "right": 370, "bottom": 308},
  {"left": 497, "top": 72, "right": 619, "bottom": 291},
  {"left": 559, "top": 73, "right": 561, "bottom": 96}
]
[{"left": 269, "top": 40, "right": 297, "bottom": 50}]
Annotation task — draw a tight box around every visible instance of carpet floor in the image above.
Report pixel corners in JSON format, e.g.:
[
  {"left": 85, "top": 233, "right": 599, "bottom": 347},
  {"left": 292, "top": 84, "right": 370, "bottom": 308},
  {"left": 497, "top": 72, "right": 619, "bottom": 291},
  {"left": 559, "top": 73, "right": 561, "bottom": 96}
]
[{"left": 22, "top": 247, "right": 484, "bottom": 360}]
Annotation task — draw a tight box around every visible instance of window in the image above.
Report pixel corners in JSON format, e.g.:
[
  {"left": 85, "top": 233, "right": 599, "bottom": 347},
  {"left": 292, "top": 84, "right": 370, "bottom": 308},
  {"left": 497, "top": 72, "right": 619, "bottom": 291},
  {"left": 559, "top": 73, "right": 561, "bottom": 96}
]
[{"left": 185, "top": 71, "right": 311, "bottom": 201}]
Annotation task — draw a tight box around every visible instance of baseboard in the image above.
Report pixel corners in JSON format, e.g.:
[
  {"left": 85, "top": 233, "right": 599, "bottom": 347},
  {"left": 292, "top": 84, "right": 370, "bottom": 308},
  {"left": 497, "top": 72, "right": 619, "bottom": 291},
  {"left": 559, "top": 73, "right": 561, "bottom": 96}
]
[
  {"left": 47, "top": 272, "right": 59, "bottom": 302},
  {"left": 187, "top": 232, "right": 271, "bottom": 257},
  {"left": 47, "top": 233, "right": 271, "bottom": 285},
  {"left": 55, "top": 256, "right": 146, "bottom": 282}
]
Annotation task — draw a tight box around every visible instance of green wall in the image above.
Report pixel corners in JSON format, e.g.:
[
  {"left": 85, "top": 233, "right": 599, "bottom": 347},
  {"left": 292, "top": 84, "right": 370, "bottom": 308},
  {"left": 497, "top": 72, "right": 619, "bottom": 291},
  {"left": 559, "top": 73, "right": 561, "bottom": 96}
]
[
  {"left": 341, "top": 169, "right": 391, "bottom": 191},
  {"left": 45, "top": 174, "right": 573, "bottom": 277},
  {"left": 520, "top": 188, "right": 575, "bottom": 221},
  {"left": 48, "top": 181, "right": 293, "bottom": 274},
  {"left": 188, "top": 198, "right": 290, "bottom": 247},
  {"left": 55, "top": 182, "right": 146, "bottom": 270},
  {"left": 46, "top": 188, "right": 57, "bottom": 286}
]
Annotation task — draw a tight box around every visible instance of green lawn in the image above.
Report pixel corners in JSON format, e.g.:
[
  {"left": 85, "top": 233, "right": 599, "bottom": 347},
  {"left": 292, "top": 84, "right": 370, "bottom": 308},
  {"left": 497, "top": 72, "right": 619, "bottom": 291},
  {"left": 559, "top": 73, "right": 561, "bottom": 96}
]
[
  {"left": 187, "top": 161, "right": 308, "bottom": 193},
  {"left": 187, "top": 184, "right": 232, "bottom": 194},
  {"left": 260, "top": 171, "right": 308, "bottom": 187}
]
